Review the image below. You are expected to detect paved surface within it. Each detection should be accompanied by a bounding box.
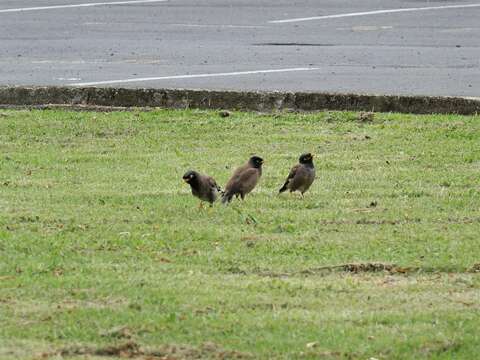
[0,0,479,96]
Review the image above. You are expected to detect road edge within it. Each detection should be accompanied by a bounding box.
[0,86,479,114]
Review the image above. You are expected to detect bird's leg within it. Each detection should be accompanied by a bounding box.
[207,202,214,213]
[198,202,205,210]
[240,193,245,201]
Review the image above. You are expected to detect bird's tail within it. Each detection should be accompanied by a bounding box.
[279,182,288,193]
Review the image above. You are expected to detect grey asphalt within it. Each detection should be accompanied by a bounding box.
[0,0,479,96]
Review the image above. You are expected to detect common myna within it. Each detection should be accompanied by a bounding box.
[222,156,263,204]
[183,170,222,206]
[279,153,315,196]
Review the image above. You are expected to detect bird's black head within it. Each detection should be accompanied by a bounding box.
[182,170,198,184]
[299,153,314,164]
[249,156,264,168]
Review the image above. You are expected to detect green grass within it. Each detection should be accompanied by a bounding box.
[0,109,479,359]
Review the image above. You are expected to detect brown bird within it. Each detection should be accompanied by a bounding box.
[183,170,222,206]
[279,153,315,196]
[222,156,263,204]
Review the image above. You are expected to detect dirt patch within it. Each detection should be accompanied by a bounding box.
[249,263,419,278]
[316,217,480,226]
[50,341,139,358]
[301,263,414,275]
[469,263,480,273]
[316,218,421,226]
[341,263,396,273]
[419,340,462,355]
[230,261,477,278]
[298,349,358,359]
[42,341,252,359]
[100,326,133,340]
[357,111,375,123]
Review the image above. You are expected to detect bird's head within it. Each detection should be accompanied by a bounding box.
[182,170,198,184]
[299,153,314,164]
[249,156,264,168]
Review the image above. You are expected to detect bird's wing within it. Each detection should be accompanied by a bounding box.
[207,176,222,192]
[237,168,260,192]
[288,165,311,191]
[286,164,301,182]
[279,164,301,192]
[225,163,248,191]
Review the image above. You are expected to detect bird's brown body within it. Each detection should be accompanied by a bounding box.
[279,153,315,195]
[183,170,221,205]
[222,156,263,203]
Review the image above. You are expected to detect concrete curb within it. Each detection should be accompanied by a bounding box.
[0,86,479,114]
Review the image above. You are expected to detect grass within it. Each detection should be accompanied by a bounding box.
[0,108,479,359]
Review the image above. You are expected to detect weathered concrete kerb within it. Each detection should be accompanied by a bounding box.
[0,86,479,115]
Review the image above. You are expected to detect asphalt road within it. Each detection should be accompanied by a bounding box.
[1,0,479,96]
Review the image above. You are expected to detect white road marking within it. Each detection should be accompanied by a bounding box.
[70,67,321,86]
[0,0,168,14]
[32,60,87,64]
[269,3,480,23]
[56,77,82,81]
[169,23,268,29]
[351,25,393,32]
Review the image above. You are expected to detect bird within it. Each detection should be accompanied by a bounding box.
[183,170,222,207]
[222,156,263,204]
[279,153,316,197]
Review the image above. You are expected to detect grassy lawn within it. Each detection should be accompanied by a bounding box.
[0,108,479,359]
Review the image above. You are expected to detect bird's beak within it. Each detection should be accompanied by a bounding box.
[183,178,189,183]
